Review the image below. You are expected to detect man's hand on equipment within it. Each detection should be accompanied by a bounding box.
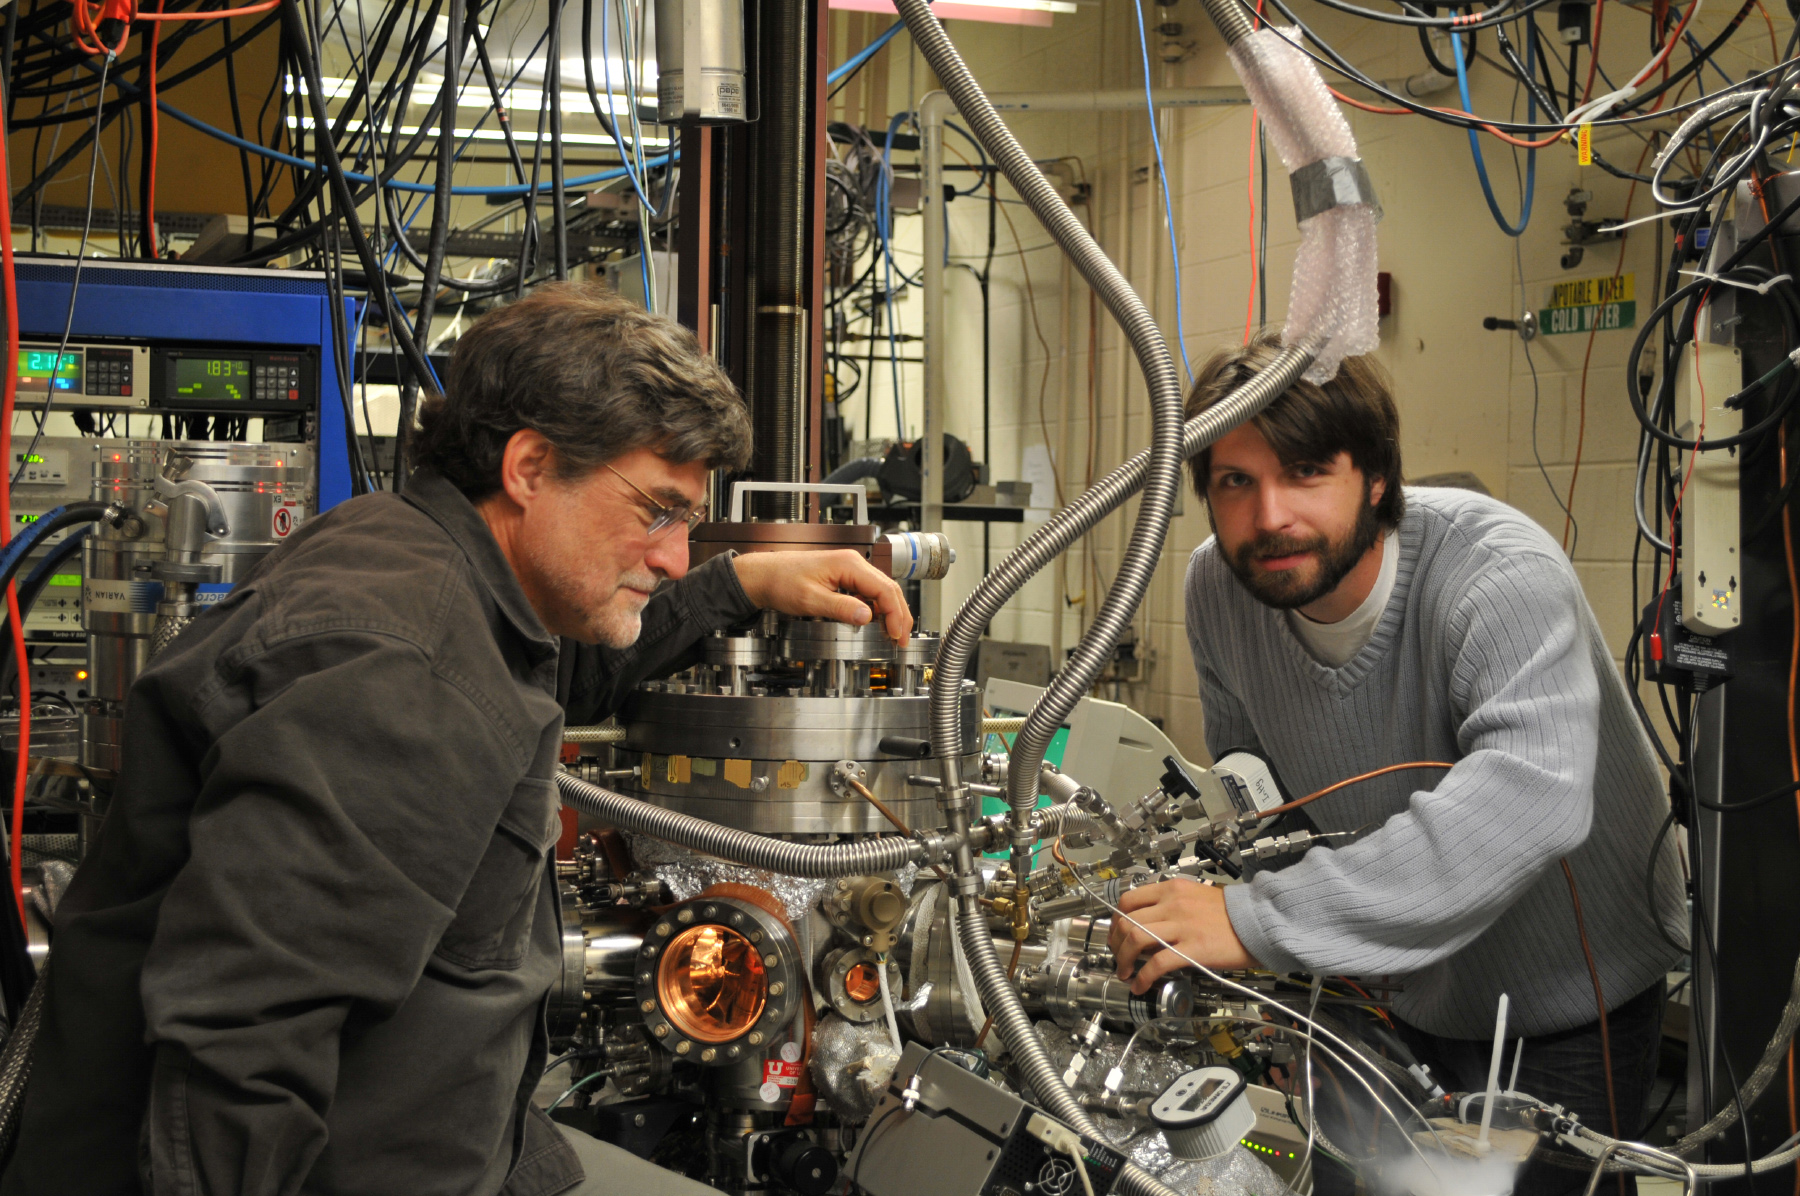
[733,550,914,643]
[1108,879,1257,993]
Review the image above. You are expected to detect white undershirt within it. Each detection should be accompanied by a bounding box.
[1285,529,1398,668]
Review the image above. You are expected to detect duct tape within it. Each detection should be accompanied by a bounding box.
[1289,156,1382,224]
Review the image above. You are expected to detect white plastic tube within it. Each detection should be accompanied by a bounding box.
[1227,26,1382,382]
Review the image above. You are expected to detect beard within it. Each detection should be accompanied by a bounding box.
[524,532,658,647]
[1222,494,1382,611]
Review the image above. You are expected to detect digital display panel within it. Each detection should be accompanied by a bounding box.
[17,349,81,393]
[1178,1078,1225,1114]
[174,357,252,402]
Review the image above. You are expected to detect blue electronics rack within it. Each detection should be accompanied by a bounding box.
[12,257,356,510]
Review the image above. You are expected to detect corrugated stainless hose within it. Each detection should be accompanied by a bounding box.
[0,974,45,1161]
[891,0,1188,837]
[889,4,1313,1194]
[555,771,969,877]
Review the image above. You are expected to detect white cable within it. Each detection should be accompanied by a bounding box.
[1565,0,1707,125]
[1071,871,1448,1169]
[878,951,905,1055]
[943,892,990,1034]
[1298,976,1324,1178]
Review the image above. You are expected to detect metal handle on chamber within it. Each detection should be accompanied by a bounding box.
[729,481,868,525]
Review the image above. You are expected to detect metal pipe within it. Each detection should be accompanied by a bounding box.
[556,771,978,877]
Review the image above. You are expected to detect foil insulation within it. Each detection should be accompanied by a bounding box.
[628,834,920,924]
[808,1013,902,1124]
[1034,1024,1298,1196]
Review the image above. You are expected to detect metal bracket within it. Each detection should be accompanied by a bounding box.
[152,474,229,538]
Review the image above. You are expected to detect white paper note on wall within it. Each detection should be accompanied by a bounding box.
[1021,444,1057,521]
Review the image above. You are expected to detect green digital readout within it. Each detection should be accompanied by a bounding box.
[174,357,251,402]
[16,349,81,392]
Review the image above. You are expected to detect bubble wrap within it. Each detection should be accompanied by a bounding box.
[626,834,920,925]
[809,1013,902,1124]
[1033,1024,1299,1196]
[1227,26,1380,383]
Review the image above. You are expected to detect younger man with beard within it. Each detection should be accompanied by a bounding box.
[1109,334,1686,1196]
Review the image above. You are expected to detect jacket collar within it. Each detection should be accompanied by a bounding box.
[402,467,558,658]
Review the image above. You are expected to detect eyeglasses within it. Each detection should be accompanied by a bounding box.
[605,462,708,539]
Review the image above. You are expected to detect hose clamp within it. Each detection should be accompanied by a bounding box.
[1289,156,1382,224]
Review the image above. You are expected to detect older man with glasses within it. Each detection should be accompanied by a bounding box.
[2,283,908,1196]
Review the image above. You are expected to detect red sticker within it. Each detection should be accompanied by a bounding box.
[762,1060,803,1088]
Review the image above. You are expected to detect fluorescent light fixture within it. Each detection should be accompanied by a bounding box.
[285,116,670,149]
[310,75,654,119]
[826,0,1076,26]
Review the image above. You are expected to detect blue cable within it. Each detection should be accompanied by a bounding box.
[1132,0,1192,385]
[1452,27,1534,237]
[834,21,904,89]
[879,112,909,440]
[599,0,655,306]
[97,17,896,200]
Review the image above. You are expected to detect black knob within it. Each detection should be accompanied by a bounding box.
[774,1140,839,1196]
[878,735,933,758]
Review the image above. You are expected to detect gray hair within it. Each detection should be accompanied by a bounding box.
[416,281,752,498]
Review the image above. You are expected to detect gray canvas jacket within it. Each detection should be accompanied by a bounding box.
[0,467,756,1196]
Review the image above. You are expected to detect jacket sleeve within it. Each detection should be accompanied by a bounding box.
[1223,552,1600,976]
[138,631,531,1196]
[561,551,760,724]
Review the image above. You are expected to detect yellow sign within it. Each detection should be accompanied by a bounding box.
[1540,273,1636,336]
[1546,274,1634,308]
[1577,123,1592,166]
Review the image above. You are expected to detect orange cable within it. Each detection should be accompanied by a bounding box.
[1582,0,1607,106]
[1244,110,1260,346]
[1562,859,1624,1196]
[0,74,29,936]
[1563,137,1655,551]
[1257,761,1455,821]
[144,0,164,258]
[1783,422,1800,1196]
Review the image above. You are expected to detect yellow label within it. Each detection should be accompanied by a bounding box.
[1545,273,1634,309]
[666,755,692,784]
[724,759,754,789]
[776,760,809,789]
[1577,123,1592,166]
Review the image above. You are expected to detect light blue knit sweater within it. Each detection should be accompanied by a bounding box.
[1189,487,1687,1039]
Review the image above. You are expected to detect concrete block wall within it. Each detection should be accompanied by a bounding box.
[860,1,1792,769]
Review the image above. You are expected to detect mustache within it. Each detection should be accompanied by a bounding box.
[1236,531,1328,563]
[617,571,661,595]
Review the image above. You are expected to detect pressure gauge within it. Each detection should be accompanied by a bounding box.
[1150,1065,1257,1161]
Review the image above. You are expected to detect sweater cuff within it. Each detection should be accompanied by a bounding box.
[1223,880,1306,974]
[679,552,760,632]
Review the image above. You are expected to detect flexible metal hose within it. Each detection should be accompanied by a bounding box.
[561,725,627,744]
[0,972,45,1161]
[555,771,966,877]
[926,345,1313,780]
[891,0,1188,839]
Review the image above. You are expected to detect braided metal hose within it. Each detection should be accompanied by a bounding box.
[554,771,968,877]
[0,973,46,1162]
[561,725,627,745]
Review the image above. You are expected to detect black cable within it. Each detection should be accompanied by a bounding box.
[278,0,439,417]
[547,0,568,280]
[14,52,114,483]
[392,0,463,493]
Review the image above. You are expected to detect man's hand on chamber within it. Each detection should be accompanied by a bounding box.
[1108,878,1258,993]
[733,549,915,643]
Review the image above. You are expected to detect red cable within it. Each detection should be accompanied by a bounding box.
[0,77,29,935]
[136,0,279,17]
[145,0,164,258]
[1581,0,1606,107]
[1327,88,1569,148]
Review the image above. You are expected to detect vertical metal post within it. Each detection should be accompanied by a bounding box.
[919,90,951,629]
[676,123,716,353]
